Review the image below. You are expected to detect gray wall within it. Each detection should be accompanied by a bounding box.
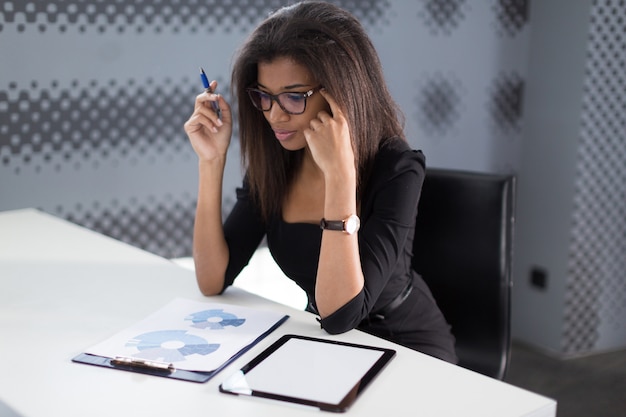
[1,1,623,356]
[513,0,626,356]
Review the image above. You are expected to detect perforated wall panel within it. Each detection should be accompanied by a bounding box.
[563,0,626,354]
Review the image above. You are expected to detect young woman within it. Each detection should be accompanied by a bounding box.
[184,1,457,363]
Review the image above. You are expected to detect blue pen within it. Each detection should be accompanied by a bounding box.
[200,67,222,120]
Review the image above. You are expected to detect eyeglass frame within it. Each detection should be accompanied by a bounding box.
[246,86,323,115]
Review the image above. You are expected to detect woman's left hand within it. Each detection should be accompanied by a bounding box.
[303,89,356,181]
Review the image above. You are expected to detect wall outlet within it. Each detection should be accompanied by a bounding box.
[530,267,548,290]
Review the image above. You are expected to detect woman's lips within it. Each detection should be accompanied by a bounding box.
[273,129,296,141]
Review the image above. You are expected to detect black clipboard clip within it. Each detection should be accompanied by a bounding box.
[110,356,175,373]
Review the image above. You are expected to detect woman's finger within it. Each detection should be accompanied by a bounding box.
[319,88,343,118]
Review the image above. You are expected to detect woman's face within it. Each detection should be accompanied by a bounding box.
[256,56,328,151]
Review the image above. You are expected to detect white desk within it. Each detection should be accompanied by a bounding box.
[0,209,556,417]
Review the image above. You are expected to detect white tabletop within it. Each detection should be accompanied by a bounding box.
[0,208,556,417]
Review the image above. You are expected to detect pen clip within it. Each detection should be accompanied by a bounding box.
[111,356,175,373]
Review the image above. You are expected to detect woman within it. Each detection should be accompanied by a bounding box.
[184,1,457,363]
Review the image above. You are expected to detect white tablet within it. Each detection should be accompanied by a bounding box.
[219,334,396,412]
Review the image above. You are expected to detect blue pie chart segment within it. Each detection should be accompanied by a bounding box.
[185,309,246,330]
[126,330,219,363]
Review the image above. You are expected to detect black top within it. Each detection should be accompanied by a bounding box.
[222,138,457,363]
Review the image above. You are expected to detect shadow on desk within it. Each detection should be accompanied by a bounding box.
[0,399,23,417]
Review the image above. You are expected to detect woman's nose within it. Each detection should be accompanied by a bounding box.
[266,100,290,123]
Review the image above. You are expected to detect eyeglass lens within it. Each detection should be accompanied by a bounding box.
[248,90,309,115]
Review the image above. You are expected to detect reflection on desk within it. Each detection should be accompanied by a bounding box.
[0,208,557,417]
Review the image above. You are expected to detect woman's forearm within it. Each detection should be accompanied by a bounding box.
[315,173,364,317]
[193,158,229,296]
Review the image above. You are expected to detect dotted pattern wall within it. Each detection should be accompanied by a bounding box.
[489,72,524,135]
[0,0,284,34]
[412,0,527,174]
[0,0,393,259]
[1,0,527,260]
[1,78,197,174]
[418,0,472,36]
[0,0,390,34]
[563,0,626,354]
[59,192,197,258]
[416,73,463,138]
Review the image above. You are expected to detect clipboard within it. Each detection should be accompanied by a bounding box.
[72,298,289,383]
[72,317,287,383]
[219,334,396,412]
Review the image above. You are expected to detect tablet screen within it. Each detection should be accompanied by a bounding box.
[219,334,396,412]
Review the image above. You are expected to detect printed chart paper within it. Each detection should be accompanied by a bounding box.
[85,298,288,372]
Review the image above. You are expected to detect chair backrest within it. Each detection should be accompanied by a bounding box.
[412,168,515,380]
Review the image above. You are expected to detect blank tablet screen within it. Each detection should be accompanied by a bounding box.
[219,334,396,412]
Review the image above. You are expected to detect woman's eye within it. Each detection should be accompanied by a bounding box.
[285,93,305,102]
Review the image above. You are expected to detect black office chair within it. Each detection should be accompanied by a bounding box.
[412,168,515,380]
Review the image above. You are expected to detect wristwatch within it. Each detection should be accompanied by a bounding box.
[320,214,360,235]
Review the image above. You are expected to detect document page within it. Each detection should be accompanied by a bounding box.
[85,298,287,372]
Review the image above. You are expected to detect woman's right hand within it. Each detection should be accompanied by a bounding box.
[184,80,233,162]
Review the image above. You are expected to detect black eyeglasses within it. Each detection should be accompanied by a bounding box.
[246,86,322,115]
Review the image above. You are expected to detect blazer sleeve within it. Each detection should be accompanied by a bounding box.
[221,177,267,292]
[319,140,425,334]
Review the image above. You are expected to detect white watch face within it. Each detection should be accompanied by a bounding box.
[345,215,360,234]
